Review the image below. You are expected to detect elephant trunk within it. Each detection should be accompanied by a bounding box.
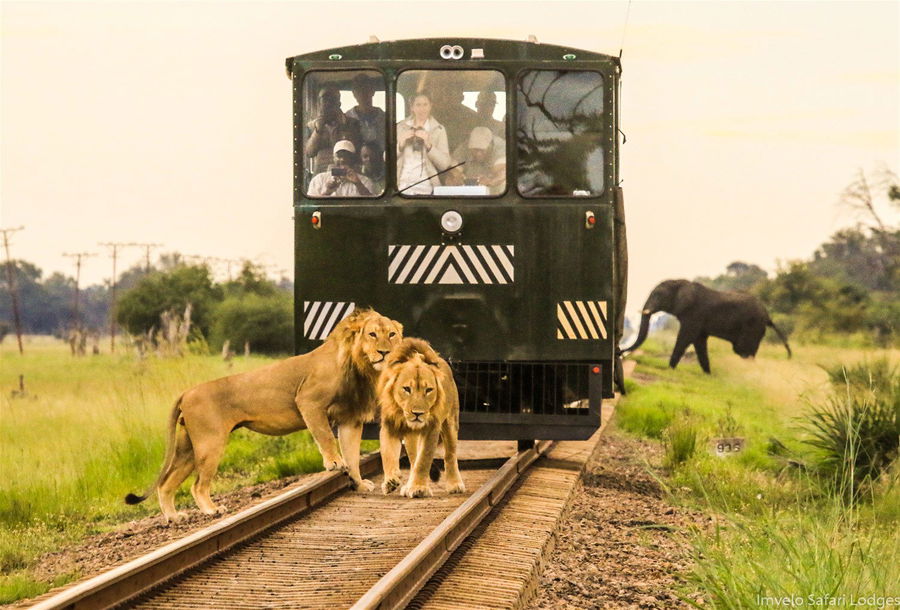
[621,310,653,354]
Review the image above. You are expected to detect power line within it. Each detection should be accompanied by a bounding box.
[1,226,26,354]
[132,242,163,273]
[62,251,97,331]
[99,242,139,353]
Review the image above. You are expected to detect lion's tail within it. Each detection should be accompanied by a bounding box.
[125,396,184,505]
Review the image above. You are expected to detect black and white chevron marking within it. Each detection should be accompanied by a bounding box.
[557,301,608,340]
[388,245,515,284]
[303,301,355,341]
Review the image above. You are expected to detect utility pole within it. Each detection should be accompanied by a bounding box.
[62,251,97,331]
[99,242,137,353]
[1,226,25,354]
[133,242,162,273]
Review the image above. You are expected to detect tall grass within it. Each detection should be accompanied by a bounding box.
[617,336,900,607]
[1,338,372,601]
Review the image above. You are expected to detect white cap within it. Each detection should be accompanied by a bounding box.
[333,140,356,154]
[468,127,493,150]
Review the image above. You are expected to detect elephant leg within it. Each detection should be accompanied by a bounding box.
[669,326,697,369]
[694,335,711,374]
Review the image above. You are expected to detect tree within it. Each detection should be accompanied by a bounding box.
[696,261,768,293]
[209,292,293,355]
[116,264,223,337]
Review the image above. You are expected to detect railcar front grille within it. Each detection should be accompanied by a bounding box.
[450,361,594,417]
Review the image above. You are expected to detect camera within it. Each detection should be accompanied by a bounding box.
[409,127,425,152]
[330,167,347,177]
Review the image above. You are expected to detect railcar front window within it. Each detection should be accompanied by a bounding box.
[302,70,386,198]
[517,70,605,198]
[396,70,506,197]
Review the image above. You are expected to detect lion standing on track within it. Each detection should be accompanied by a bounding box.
[378,337,465,498]
[125,308,403,522]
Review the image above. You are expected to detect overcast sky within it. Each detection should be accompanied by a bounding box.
[2,0,897,318]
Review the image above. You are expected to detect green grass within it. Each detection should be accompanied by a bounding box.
[617,333,900,607]
[0,337,374,602]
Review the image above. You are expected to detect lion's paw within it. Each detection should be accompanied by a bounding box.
[164,511,189,524]
[324,458,348,473]
[200,504,227,516]
[446,480,466,494]
[382,477,402,494]
[401,483,433,498]
[353,478,376,492]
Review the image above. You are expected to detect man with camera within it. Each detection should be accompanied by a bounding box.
[305,85,363,175]
[307,140,375,197]
[448,126,507,195]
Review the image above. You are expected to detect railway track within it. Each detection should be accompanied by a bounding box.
[31,441,555,610]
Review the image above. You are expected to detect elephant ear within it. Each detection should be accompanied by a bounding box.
[672,280,699,314]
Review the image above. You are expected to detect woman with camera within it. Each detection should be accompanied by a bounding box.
[396,91,451,195]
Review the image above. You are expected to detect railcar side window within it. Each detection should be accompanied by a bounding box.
[396,70,506,197]
[517,71,605,198]
[302,71,386,198]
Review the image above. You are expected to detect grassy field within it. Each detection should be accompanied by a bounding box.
[0,337,375,602]
[617,334,900,607]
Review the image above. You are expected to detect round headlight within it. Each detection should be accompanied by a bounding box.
[440,210,463,234]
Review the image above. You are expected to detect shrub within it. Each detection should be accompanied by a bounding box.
[209,293,293,355]
[802,360,899,499]
[663,411,701,468]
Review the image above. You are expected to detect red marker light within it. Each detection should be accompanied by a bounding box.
[311,211,322,229]
[587,216,596,225]
[311,216,319,225]
[591,366,601,374]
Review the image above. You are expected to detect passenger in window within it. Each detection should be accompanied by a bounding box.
[431,83,480,153]
[397,91,451,195]
[345,74,385,146]
[360,141,385,195]
[449,127,506,195]
[307,140,374,197]
[475,90,504,136]
[305,85,362,175]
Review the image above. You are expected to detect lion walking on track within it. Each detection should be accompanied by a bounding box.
[125,308,403,522]
[378,337,465,498]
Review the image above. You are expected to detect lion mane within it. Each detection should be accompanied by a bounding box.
[126,307,403,521]
[377,337,465,498]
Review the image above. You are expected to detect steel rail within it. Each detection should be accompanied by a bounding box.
[30,454,382,610]
[351,440,554,610]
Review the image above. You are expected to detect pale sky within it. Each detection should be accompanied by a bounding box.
[2,0,898,318]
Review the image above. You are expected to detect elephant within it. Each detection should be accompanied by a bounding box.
[621,279,791,373]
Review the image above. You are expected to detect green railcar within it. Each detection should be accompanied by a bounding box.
[287,38,627,441]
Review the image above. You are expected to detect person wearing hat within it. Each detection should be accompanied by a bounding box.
[450,126,506,195]
[346,73,386,146]
[307,140,375,197]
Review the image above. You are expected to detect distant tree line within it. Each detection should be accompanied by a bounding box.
[0,254,294,355]
[697,168,899,345]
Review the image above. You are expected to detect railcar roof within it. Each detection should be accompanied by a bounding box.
[286,37,617,68]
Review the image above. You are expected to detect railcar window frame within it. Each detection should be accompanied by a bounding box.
[515,69,607,200]
[300,69,389,201]
[394,68,509,200]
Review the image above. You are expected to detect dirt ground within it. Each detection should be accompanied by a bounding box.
[15,470,331,607]
[529,428,708,610]
[19,430,706,609]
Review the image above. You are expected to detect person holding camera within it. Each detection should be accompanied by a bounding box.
[449,126,507,195]
[396,91,451,195]
[305,85,362,175]
[307,140,374,197]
